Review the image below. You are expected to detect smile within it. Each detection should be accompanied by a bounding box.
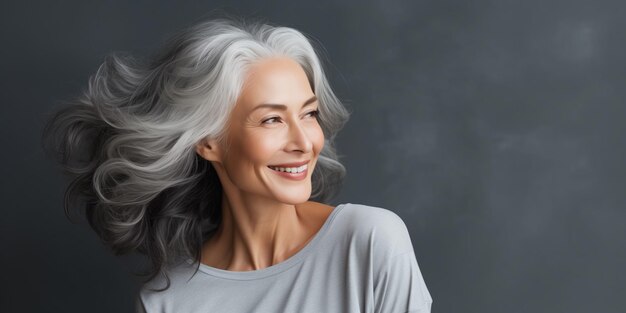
[267,164,308,181]
[267,164,308,173]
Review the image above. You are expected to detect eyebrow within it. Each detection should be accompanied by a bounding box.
[251,95,318,113]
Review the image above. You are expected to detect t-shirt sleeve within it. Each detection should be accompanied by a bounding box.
[373,250,433,313]
[368,208,433,313]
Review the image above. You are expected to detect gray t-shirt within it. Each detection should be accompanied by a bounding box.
[136,203,433,313]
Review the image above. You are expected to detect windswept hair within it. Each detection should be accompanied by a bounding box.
[41,15,350,291]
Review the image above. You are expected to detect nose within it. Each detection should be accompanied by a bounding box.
[285,120,313,153]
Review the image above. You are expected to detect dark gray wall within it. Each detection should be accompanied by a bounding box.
[1,1,624,312]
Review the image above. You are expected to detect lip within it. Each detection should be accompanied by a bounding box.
[267,160,310,168]
[267,163,309,181]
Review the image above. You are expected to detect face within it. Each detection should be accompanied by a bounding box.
[198,57,325,205]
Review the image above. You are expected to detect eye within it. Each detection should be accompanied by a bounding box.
[261,110,319,125]
[262,116,281,125]
[305,110,319,119]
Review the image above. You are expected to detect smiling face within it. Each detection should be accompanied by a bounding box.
[197,57,325,205]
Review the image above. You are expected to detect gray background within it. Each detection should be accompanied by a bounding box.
[1,0,624,312]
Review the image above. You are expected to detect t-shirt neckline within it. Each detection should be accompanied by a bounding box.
[192,203,349,281]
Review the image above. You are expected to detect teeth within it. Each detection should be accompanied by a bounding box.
[269,164,307,173]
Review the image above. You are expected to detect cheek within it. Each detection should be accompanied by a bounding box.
[311,124,325,152]
[240,131,281,164]
[223,132,278,186]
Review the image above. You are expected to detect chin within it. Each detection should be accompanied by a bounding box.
[271,185,312,205]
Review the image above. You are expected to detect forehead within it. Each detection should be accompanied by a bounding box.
[236,57,313,110]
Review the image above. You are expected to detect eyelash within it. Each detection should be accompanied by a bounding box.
[262,110,319,125]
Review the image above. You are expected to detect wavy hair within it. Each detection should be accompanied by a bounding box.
[41,15,350,291]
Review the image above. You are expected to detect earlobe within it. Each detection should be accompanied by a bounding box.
[195,138,221,162]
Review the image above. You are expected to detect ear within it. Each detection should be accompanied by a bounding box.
[195,137,223,163]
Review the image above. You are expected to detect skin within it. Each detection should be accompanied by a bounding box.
[195,57,335,271]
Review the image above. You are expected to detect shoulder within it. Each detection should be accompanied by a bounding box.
[136,260,201,311]
[337,203,415,257]
[340,203,404,224]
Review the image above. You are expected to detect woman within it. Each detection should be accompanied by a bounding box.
[43,15,432,313]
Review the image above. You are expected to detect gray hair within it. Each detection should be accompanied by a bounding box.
[42,16,350,291]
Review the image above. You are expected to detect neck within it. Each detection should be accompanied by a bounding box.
[202,193,313,271]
